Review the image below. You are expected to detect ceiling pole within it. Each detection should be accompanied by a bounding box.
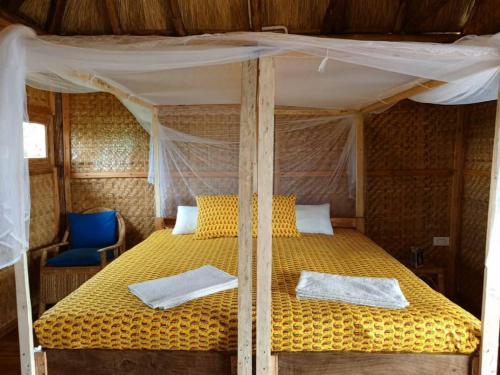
[360,79,446,113]
[321,0,348,35]
[238,59,258,375]
[164,0,186,36]
[105,0,122,35]
[393,0,407,34]
[249,0,262,31]
[256,56,276,375]
[45,0,67,34]
[479,91,500,375]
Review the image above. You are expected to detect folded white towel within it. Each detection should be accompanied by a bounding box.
[296,271,409,309]
[129,265,238,309]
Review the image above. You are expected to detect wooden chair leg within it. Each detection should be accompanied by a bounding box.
[35,351,47,375]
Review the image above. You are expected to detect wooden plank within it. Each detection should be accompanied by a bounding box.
[164,0,186,36]
[256,56,275,375]
[61,94,71,212]
[238,59,258,375]
[277,352,472,375]
[70,72,153,111]
[448,107,465,298]
[70,171,148,179]
[152,107,162,219]
[355,114,365,233]
[105,0,122,34]
[463,169,491,177]
[479,93,500,374]
[14,253,35,375]
[361,80,446,114]
[45,350,232,374]
[368,168,453,177]
[45,0,67,34]
[34,351,47,375]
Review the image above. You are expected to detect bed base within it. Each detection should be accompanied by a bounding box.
[38,349,478,375]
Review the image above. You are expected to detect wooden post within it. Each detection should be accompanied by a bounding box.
[62,94,71,212]
[480,93,500,374]
[448,107,465,298]
[256,56,275,375]
[355,113,365,233]
[238,59,258,375]
[15,252,35,375]
[152,107,162,223]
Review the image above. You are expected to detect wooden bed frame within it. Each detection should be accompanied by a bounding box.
[33,216,479,375]
[36,350,478,375]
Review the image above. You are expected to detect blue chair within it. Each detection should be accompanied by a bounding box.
[38,207,125,316]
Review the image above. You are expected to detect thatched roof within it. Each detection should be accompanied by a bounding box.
[0,0,499,41]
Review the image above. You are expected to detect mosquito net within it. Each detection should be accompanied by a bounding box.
[0,24,499,268]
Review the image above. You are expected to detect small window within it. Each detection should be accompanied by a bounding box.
[23,121,47,159]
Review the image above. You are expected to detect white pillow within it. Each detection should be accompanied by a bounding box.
[172,206,198,235]
[295,204,334,235]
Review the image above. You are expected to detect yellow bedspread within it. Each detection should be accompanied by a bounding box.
[35,229,480,353]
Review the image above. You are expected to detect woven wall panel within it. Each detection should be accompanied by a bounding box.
[366,175,451,266]
[27,86,52,111]
[70,93,149,173]
[29,173,58,249]
[365,100,458,267]
[70,178,155,247]
[366,101,457,170]
[458,101,496,317]
[464,102,496,171]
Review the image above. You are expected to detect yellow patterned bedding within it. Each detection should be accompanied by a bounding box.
[34,229,480,353]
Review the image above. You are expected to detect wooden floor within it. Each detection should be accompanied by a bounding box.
[0,329,21,375]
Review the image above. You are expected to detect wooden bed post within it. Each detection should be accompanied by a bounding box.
[256,56,275,375]
[238,59,258,375]
[355,113,365,233]
[15,252,36,375]
[480,92,500,375]
[152,107,163,229]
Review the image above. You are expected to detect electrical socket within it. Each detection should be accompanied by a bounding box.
[433,237,449,247]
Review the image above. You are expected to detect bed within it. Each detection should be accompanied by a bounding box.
[34,227,480,374]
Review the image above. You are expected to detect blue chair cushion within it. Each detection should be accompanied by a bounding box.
[68,211,117,249]
[46,248,114,267]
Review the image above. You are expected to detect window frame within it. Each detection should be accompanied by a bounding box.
[25,111,54,174]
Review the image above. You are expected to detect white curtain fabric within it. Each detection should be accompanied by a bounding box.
[0,24,499,268]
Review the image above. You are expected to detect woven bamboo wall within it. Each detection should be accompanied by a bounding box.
[365,100,459,267]
[458,101,496,317]
[0,87,59,336]
[69,93,153,246]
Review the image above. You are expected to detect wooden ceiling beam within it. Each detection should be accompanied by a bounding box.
[105,0,122,35]
[164,0,186,36]
[45,0,67,34]
[249,0,262,31]
[321,0,348,35]
[360,80,446,114]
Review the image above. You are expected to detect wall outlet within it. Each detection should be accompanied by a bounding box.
[433,237,450,247]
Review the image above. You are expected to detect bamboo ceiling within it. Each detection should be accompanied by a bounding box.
[0,0,498,40]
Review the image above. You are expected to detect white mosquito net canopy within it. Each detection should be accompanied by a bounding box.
[0,24,499,268]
